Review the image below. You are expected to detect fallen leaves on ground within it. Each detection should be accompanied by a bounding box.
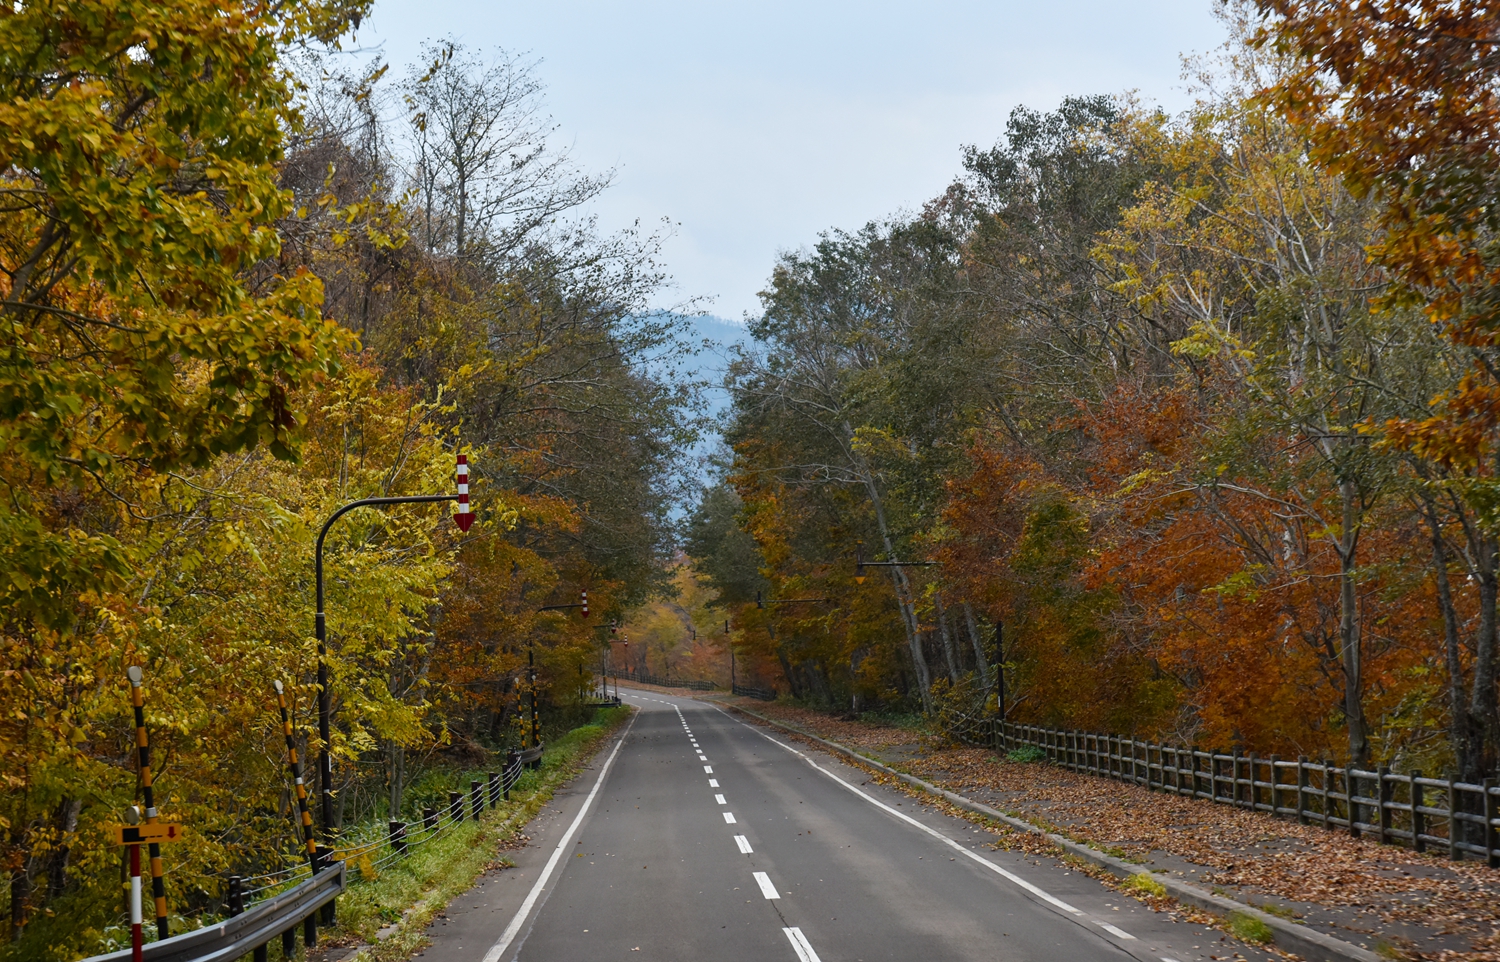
[731,698,1500,961]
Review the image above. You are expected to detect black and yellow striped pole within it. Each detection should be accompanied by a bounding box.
[125,666,169,940]
[273,680,319,869]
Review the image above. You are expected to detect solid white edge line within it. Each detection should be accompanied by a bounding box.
[478,711,637,962]
[753,871,780,899]
[1097,921,1136,940]
[783,926,822,962]
[721,708,1084,917]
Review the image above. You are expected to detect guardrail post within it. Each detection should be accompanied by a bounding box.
[304,911,317,949]
[449,791,463,823]
[1485,778,1498,868]
[228,875,244,917]
[489,771,500,808]
[283,927,296,959]
[389,820,406,855]
[1412,771,1426,853]
[471,780,483,820]
[423,806,437,832]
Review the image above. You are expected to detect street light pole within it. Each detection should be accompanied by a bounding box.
[314,492,462,847]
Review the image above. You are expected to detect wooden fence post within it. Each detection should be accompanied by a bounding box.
[1378,767,1393,845]
[1321,761,1333,831]
[1346,764,1359,837]
[1297,757,1309,825]
[1485,778,1499,868]
[449,790,463,824]
[1447,774,1460,861]
[423,806,436,831]
[1411,771,1426,853]
[1271,754,1280,812]
[389,820,406,855]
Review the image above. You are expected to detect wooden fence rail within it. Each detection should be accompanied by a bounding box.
[939,711,1500,867]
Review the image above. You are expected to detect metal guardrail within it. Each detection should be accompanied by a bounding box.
[941,710,1500,867]
[82,747,544,962]
[84,862,345,962]
[732,683,776,701]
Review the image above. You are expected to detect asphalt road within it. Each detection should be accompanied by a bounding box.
[417,689,1272,962]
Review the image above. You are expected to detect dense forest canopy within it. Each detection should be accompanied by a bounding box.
[687,3,1500,797]
[7,0,1500,956]
[0,3,698,955]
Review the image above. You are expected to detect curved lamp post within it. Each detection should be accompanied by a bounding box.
[313,454,474,851]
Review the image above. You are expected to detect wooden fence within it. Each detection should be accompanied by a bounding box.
[940,711,1500,867]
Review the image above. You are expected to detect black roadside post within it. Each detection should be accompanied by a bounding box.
[313,453,473,879]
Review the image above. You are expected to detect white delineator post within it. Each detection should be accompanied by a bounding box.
[129,842,143,962]
[455,454,473,532]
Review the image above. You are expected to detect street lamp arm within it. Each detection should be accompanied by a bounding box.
[315,495,460,616]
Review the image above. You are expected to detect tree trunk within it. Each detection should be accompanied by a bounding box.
[1420,494,1474,777]
[46,799,81,899]
[848,423,932,711]
[1471,533,1499,781]
[963,603,991,690]
[935,595,961,684]
[9,855,28,942]
[1338,478,1369,767]
[388,743,406,819]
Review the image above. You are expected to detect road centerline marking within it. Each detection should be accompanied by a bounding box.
[715,794,726,804]
[783,926,822,962]
[753,871,780,899]
[723,811,737,824]
[734,835,753,853]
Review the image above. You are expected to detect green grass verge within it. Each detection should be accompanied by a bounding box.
[255,705,631,961]
[1227,911,1274,944]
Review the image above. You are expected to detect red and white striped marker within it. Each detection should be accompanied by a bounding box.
[581,590,588,618]
[455,454,473,532]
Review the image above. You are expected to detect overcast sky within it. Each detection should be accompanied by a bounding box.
[353,1,1231,321]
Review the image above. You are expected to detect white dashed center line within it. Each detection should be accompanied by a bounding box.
[723,812,737,824]
[714,794,726,804]
[708,779,719,788]
[704,765,713,773]
[734,835,753,854]
[783,927,822,962]
[753,872,780,899]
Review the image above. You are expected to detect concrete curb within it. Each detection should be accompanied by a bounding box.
[718,701,1383,962]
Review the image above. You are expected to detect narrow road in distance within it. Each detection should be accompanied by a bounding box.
[422,689,1272,962]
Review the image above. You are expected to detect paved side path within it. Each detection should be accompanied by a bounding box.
[416,689,1272,962]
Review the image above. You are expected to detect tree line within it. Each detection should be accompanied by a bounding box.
[689,3,1500,796]
[0,2,698,955]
